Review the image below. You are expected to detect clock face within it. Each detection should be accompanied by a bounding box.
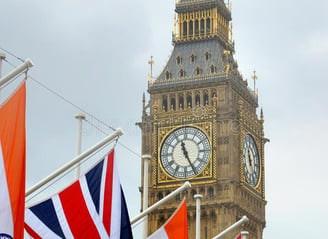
[242,134,260,186]
[160,126,211,179]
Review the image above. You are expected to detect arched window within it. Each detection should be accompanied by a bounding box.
[162,97,168,112]
[195,93,200,106]
[179,95,184,110]
[200,19,205,35]
[206,18,211,34]
[210,64,216,74]
[179,69,185,78]
[170,97,176,110]
[165,71,171,80]
[190,54,195,64]
[183,21,187,38]
[176,56,182,65]
[189,20,193,37]
[187,94,192,108]
[195,66,201,75]
[203,91,209,105]
[195,19,199,36]
[205,51,211,61]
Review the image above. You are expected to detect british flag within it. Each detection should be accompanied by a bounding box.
[25,149,133,239]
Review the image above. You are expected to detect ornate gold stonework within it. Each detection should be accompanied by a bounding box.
[155,122,216,187]
[139,1,266,238]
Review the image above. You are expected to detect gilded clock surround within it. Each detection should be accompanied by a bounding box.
[157,123,214,185]
[152,99,217,188]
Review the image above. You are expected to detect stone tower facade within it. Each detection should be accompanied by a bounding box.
[139,1,266,238]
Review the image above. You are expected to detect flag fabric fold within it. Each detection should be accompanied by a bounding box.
[25,149,133,239]
[0,81,26,239]
[148,198,188,239]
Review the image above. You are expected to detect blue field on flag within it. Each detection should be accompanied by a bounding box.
[25,150,133,239]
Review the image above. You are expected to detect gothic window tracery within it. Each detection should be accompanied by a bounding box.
[179,94,184,109]
[195,66,202,75]
[170,96,176,111]
[206,18,211,34]
[176,55,182,65]
[162,96,168,112]
[189,20,193,37]
[205,51,211,61]
[179,68,185,78]
[210,64,217,74]
[195,19,199,36]
[200,19,205,35]
[165,71,172,80]
[195,92,200,106]
[187,93,192,108]
[190,54,196,64]
[183,21,187,38]
[203,91,209,105]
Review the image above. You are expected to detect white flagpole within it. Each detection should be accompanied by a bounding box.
[142,154,151,239]
[194,194,203,239]
[75,113,85,179]
[0,53,5,78]
[212,216,249,239]
[131,181,191,225]
[241,231,249,239]
[0,58,33,88]
[25,128,123,197]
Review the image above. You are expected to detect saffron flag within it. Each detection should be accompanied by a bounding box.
[148,198,188,239]
[25,150,133,239]
[0,82,26,239]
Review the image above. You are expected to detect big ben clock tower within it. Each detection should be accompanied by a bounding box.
[139,0,266,238]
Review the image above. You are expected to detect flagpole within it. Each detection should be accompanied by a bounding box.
[0,58,33,88]
[0,52,5,78]
[75,113,86,179]
[142,154,151,239]
[131,181,191,225]
[194,194,202,239]
[212,216,249,239]
[25,128,123,197]
[241,231,249,239]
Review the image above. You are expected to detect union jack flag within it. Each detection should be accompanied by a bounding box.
[25,149,133,239]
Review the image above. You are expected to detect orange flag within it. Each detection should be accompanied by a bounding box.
[0,81,26,239]
[148,198,188,239]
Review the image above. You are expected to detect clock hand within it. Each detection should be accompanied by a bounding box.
[247,149,253,168]
[180,140,197,175]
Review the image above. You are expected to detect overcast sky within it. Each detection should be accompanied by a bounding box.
[1,0,328,238]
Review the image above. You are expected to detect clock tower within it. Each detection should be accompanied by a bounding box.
[139,1,266,238]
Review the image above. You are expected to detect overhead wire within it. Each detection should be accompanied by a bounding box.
[1,47,142,201]
[0,47,141,160]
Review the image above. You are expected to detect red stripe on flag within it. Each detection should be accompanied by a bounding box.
[24,222,42,239]
[0,82,26,238]
[103,150,115,235]
[164,198,188,239]
[59,181,101,239]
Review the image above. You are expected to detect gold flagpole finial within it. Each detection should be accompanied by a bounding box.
[148,56,155,79]
[251,69,258,93]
